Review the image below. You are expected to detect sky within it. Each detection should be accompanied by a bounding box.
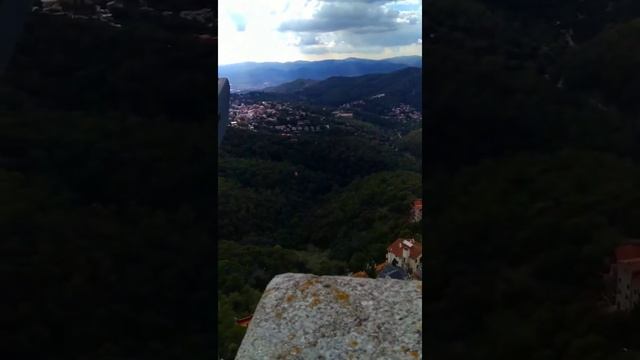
[218,0,422,65]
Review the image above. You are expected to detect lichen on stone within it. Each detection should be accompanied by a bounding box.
[235,273,422,360]
[332,288,350,304]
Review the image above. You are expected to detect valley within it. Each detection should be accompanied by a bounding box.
[217,63,422,360]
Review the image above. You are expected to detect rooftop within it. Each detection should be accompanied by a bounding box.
[615,243,640,262]
[388,238,422,260]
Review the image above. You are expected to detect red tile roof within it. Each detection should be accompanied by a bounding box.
[413,199,422,209]
[235,315,252,327]
[387,238,422,260]
[615,244,640,262]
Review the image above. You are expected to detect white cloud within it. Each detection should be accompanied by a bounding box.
[218,0,421,64]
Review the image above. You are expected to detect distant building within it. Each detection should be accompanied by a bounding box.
[609,240,640,311]
[386,238,422,277]
[410,199,422,223]
[235,314,253,327]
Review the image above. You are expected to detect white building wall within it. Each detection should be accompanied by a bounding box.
[387,250,423,272]
[616,267,640,311]
[386,252,405,268]
[407,258,416,273]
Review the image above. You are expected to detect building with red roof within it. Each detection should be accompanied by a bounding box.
[611,241,640,311]
[616,242,640,261]
[235,314,253,327]
[386,238,422,278]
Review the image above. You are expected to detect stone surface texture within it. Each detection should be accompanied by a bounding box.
[235,273,422,360]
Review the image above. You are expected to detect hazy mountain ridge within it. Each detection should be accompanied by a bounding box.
[254,67,422,111]
[262,79,319,94]
[219,56,422,91]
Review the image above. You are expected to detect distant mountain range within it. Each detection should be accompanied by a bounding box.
[262,79,319,94]
[256,67,422,110]
[219,56,422,91]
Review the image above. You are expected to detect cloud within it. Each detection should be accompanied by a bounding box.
[298,27,420,55]
[317,0,390,3]
[277,0,421,57]
[299,34,321,46]
[218,0,421,64]
[278,2,400,33]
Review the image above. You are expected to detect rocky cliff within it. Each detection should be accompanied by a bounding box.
[235,273,422,360]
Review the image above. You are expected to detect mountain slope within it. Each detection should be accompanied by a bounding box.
[262,79,318,94]
[219,57,421,91]
[270,67,422,110]
[385,56,423,67]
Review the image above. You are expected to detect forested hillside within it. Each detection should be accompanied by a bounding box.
[216,17,423,352]
[217,121,422,358]
[425,0,640,358]
[286,67,422,110]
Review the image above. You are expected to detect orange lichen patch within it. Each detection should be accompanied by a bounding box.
[298,278,320,293]
[352,271,368,278]
[286,294,296,303]
[349,340,358,348]
[332,288,350,304]
[409,351,419,359]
